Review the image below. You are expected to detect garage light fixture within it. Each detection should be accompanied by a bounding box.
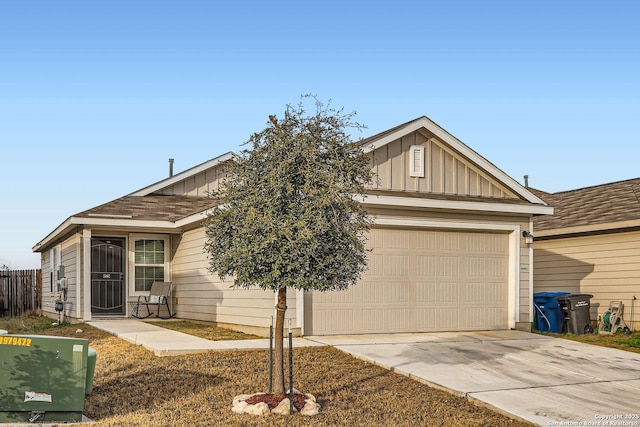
[522,231,534,245]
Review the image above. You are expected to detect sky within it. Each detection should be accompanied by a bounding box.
[1,1,638,269]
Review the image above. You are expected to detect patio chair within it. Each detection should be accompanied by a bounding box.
[131,282,176,319]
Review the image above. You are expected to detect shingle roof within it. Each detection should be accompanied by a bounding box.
[531,178,640,231]
[75,195,218,222]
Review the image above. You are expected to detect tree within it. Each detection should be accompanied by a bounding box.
[204,96,374,394]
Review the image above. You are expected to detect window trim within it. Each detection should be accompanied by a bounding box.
[128,234,170,297]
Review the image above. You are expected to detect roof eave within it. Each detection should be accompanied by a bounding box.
[535,218,640,239]
[33,216,182,252]
[359,194,554,216]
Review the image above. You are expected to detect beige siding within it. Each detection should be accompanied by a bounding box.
[156,165,225,196]
[41,234,80,320]
[41,250,55,315]
[368,130,519,199]
[519,226,533,325]
[306,228,510,335]
[171,227,297,334]
[534,231,640,331]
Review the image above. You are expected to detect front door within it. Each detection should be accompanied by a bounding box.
[91,238,125,316]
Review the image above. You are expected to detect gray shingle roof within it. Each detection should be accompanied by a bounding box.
[531,178,640,231]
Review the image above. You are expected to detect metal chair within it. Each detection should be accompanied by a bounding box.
[131,282,176,319]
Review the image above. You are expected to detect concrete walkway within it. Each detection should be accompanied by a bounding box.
[87,320,640,426]
[87,319,324,356]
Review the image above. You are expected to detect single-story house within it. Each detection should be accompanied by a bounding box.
[531,179,640,332]
[33,116,552,336]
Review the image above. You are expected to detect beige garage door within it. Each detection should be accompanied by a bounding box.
[305,228,509,335]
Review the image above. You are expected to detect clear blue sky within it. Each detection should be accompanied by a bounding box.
[1,1,638,268]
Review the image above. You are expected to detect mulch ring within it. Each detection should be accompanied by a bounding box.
[245,392,308,411]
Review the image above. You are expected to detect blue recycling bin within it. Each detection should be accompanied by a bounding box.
[533,292,570,332]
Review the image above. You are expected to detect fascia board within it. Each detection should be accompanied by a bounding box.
[129,152,235,196]
[358,194,554,216]
[175,211,210,228]
[535,219,640,238]
[361,120,427,153]
[361,117,547,206]
[33,217,180,252]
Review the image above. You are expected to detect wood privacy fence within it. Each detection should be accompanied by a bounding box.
[0,269,42,317]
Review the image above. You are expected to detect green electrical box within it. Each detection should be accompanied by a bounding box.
[0,334,97,423]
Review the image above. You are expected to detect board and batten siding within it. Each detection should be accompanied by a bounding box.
[155,164,225,196]
[534,231,640,331]
[171,227,298,335]
[366,130,519,199]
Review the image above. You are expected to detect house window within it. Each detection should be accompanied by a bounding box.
[49,245,62,293]
[409,145,425,178]
[132,237,169,293]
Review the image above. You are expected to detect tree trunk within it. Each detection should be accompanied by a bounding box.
[273,287,287,394]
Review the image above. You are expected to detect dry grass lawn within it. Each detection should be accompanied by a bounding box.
[544,330,640,353]
[1,316,534,426]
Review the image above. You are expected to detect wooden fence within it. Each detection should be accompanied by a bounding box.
[0,269,42,317]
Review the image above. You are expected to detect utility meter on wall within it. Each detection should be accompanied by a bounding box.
[57,265,67,291]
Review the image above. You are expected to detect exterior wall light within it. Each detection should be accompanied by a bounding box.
[522,231,534,245]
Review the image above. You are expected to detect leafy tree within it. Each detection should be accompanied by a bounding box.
[204,96,374,394]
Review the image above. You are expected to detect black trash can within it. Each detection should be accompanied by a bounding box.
[557,294,594,334]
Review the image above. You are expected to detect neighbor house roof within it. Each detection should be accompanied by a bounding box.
[531,178,640,237]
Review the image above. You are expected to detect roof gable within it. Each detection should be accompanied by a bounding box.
[359,116,547,205]
[130,152,234,196]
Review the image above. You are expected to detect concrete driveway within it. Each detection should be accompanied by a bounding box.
[309,330,640,426]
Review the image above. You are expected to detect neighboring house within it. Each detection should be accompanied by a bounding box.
[531,179,640,331]
[33,117,551,336]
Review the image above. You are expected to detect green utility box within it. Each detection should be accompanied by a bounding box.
[0,334,97,423]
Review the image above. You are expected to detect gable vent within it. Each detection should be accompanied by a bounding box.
[409,145,425,178]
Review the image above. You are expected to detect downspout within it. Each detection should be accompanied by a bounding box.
[529,218,535,325]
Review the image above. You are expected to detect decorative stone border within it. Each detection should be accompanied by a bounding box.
[232,391,321,416]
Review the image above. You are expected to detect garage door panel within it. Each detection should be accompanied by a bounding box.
[366,254,385,275]
[386,281,409,302]
[436,256,461,276]
[416,256,437,276]
[384,229,410,248]
[436,282,459,302]
[436,308,459,329]
[387,308,410,330]
[437,231,460,251]
[331,309,354,332]
[362,281,384,303]
[417,308,437,329]
[384,255,409,275]
[362,309,384,331]
[307,228,509,335]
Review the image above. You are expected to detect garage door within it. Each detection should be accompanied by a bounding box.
[305,228,509,335]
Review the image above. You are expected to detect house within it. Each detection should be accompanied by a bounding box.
[531,179,640,332]
[33,116,552,336]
